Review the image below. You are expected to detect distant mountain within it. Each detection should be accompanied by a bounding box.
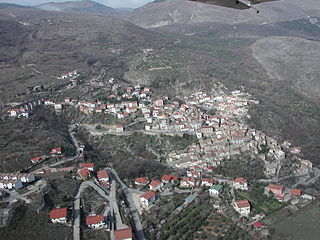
[0,3,32,10]
[0,5,170,103]
[124,0,320,28]
[36,0,117,15]
[114,8,134,14]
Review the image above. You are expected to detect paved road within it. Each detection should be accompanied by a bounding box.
[0,179,48,227]
[31,124,81,174]
[73,181,111,240]
[81,124,185,137]
[291,167,320,188]
[69,124,81,159]
[109,180,128,230]
[106,168,145,240]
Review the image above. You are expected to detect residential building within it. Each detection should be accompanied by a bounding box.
[186,170,201,179]
[209,184,223,197]
[50,147,62,155]
[115,228,132,240]
[180,177,191,188]
[161,174,178,184]
[134,177,149,186]
[97,170,109,183]
[31,156,41,164]
[86,215,105,228]
[201,178,214,187]
[78,168,90,179]
[290,189,302,197]
[140,191,156,207]
[149,180,162,191]
[201,126,215,136]
[252,222,263,230]
[0,179,23,190]
[80,163,94,171]
[267,184,284,196]
[0,173,35,184]
[50,207,68,224]
[234,200,251,216]
[232,178,248,190]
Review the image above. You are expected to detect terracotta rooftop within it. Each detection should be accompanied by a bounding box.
[50,207,68,219]
[115,228,132,240]
[235,200,250,208]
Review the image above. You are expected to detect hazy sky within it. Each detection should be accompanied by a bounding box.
[0,0,155,8]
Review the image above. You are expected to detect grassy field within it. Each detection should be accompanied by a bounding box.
[158,196,212,240]
[236,182,287,215]
[270,203,320,240]
[197,211,233,240]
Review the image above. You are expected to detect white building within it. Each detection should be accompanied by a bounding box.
[140,191,156,207]
[149,180,162,191]
[209,184,223,197]
[50,207,68,224]
[86,215,105,229]
[232,178,248,191]
[0,179,23,190]
[234,200,251,216]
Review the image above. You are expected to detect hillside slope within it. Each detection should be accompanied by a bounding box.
[0,6,170,103]
[124,0,319,28]
[252,37,320,101]
[36,0,117,15]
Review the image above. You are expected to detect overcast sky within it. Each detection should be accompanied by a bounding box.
[0,0,155,8]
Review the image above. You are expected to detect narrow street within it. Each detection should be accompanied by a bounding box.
[72,181,111,240]
[106,168,145,240]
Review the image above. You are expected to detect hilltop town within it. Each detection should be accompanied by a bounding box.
[1,65,319,240]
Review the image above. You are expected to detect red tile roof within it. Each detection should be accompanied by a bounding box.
[235,200,250,208]
[253,221,263,229]
[80,163,94,168]
[135,177,149,184]
[31,157,41,162]
[268,184,284,192]
[234,177,247,183]
[150,180,161,188]
[50,207,68,219]
[140,191,155,200]
[86,215,104,225]
[78,168,90,178]
[115,228,132,240]
[51,147,62,153]
[161,174,177,181]
[290,189,302,196]
[97,170,108,179]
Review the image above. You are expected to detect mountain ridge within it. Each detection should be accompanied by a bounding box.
[124,0,320,28]
[35,0,117,15]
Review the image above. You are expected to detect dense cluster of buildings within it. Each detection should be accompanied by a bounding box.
[160,91,310,180]
[44,85,151,118]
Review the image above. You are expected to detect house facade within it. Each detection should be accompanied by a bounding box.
[115,228,132,240]
[97,170,109,182]
[209,184,223,197]
[50,207,68,224]
[232,178,248,190]
[234,200,251,216]
[149,180,162,191]
[134,177,149,186]
[140,191,156,207]
[86,215,105,229]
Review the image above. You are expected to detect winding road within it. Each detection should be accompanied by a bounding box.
[106,168,145,240]
[73,181,112,240]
